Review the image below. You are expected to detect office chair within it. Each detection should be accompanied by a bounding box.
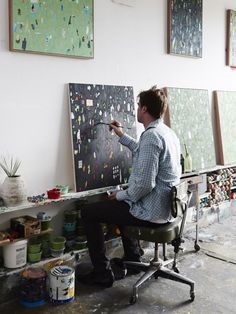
[123,181,195,304]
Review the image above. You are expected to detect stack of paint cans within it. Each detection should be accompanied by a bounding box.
[20,267,47,308]
[49,265,75,304]
[63,210,78,249]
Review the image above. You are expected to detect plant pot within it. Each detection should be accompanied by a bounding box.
[1,176,27,206]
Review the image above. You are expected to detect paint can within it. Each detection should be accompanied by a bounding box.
[20,267,47,308]
[49,265,75,304]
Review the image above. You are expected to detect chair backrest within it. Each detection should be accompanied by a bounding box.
[171,181,190,219]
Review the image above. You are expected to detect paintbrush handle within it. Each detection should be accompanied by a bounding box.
[95,122,131,129]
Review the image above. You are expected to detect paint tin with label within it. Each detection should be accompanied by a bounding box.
[49,265,75,304]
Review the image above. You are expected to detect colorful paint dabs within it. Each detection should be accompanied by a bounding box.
[20,267,47,308]
[69,83,136,192]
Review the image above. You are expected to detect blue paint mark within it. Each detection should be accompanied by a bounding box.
[13,23,17,32]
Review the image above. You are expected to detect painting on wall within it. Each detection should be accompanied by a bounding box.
[9,0,94,59]
[226,10,236,67]
[167,0,202,58]
[214,91,236,165]
[164,87,216,171]
[68,83,136,192]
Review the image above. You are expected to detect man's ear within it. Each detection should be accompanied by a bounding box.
[142,105,147,113]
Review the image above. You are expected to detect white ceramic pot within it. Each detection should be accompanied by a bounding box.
[1,176,27,206]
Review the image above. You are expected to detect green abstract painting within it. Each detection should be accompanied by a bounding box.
[164,87,216,171]
[214,91,236,165]
[9,0,94,58]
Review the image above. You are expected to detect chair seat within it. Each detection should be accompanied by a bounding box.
[123,217,182,243]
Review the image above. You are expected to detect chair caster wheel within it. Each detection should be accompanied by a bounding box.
[194,243,200,252]
[190,291,195,302]
[173,266,179,273]
[130,294,138,304]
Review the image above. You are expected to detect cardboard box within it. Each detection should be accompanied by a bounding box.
[11,215,41,238]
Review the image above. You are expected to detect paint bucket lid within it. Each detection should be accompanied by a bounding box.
[21,267,46,279]
[20,299,46,308]
[50,265,74,277]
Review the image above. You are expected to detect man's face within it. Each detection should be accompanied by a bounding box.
[137,102,142,123]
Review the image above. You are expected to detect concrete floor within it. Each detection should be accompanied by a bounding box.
[0,216,236,314]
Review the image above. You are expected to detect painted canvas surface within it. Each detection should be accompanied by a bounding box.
[167,0,202,58]
[9,0,94,58]
[214,91,236,165]
[69,83,136,192]
[164,87,216,171]
[226,10,236,67]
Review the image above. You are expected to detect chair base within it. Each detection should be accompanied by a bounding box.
[124,260,195,305]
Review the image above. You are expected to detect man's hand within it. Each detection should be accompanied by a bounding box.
[109,120,124,137]
[108,191,117,200]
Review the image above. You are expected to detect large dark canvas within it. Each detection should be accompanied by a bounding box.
[69,83,136,192]
[164,87,216,171]
[167,0,202,58]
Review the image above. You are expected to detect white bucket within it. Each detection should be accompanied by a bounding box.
[3,239,27,268]
[49,265,75,304]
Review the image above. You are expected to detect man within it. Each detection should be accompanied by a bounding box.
[79,86,181,287]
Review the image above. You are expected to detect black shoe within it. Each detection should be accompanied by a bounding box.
[110,258,127,280]
[77,269,114,288]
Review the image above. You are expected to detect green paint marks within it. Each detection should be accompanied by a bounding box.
[165,87,216,171]
[10,0,94,58]
[215,91,236,165]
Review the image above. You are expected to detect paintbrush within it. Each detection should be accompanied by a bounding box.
[94,122,132,129]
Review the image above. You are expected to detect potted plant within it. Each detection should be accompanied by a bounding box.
[0,156,27,207]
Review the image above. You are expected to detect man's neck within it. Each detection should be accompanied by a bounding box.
[143,117,156,129]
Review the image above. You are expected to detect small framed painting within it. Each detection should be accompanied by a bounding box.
[167,0,203,58]
[226,10,236,67]
[9,0,94,59]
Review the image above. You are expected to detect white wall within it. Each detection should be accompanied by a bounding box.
[1,0,236,196]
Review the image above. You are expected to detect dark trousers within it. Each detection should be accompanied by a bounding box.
[80,199,160,273]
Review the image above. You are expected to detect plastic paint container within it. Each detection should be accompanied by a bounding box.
[3,239,27,268]
[49,265,75,304]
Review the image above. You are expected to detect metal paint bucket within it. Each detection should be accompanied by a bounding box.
[49,265,75,304]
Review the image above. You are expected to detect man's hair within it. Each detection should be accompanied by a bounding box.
[138,86,167,119]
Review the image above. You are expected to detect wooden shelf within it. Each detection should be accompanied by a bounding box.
[0,228,53,247]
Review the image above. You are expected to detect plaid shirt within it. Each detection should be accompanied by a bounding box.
[116,119,181,223]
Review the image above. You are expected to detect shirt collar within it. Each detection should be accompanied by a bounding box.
[146,118,162,130]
